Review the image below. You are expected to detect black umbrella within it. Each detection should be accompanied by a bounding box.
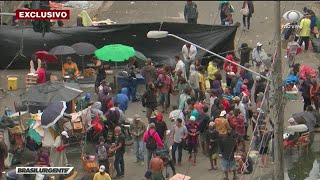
[41,101,67,128]
[71,42,97,56]
[48,45,76,55]
[20,81,83,105]
[71,42,97,72]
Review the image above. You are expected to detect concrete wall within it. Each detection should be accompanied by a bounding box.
[0,1,25,24]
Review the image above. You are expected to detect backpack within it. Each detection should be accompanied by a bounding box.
[222,2,234,15]
[146,131,157,150]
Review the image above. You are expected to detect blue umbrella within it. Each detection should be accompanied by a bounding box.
[41,101,67,128]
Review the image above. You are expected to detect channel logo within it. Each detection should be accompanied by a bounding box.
[282,10,303,23]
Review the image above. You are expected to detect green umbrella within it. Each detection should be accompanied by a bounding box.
[94,44,136,62]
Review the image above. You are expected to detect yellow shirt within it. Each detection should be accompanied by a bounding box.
[299,18,311,37]
[214,117,231,135]
[207,63,218,80]
[198,73,205,92]
[93,172,111,180]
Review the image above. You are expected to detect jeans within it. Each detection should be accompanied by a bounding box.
[303,97,311,111]
[171,142,183,163]
[147,149,156,168]
[128,79,137,101]
[114,153,124,176]
[134,138,144,161]
[184,60,192,79]
[299,36,310,50]
[242,15,251,29]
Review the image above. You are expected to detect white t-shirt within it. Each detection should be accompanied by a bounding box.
[169,109,185,125]
[171,125,188,143]
[175,60,186,79]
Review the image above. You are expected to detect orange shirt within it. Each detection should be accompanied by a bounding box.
[214,117,231,135]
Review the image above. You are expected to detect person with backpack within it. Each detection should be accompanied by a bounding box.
[218,1,234,25]
[170,118,188,166]
[143,123,165,168]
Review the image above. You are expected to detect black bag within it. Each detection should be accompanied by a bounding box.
[154,79,164,88]
[146,131,157,151]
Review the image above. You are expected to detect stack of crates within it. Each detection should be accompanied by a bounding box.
[25,73,38,88]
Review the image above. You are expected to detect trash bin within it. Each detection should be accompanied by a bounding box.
[7,76,18,91]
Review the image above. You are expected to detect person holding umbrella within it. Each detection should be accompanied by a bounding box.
[62,57,79,77]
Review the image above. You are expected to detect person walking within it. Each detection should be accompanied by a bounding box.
[186,116,200,166]
[241,1,254,31]
[189,64,200,99]
[141,58,157,89]
[144,123,165,167]
[252,42,266,73]
[299,13,311,51]
[218,1,234,25]
[182,43,197,78]
[238,43,252,66]
[170,118,188,166]
[130,114,147,165]
[206,122,219,170]
[110,126,126,179]
[142,83,158,123]
[184,0,199,24]
[157,68,173,113]
[173,55,186,80]
[96,137,110,174]
[220,132,238,180]
[207,61,219,88]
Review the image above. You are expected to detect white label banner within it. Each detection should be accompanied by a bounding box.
[16,167,73,174]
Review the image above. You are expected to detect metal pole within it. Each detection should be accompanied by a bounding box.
[272,1,284,180]
[167,34,270,81]
[0,1,3,26]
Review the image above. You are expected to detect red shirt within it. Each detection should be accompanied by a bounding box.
[143,129,164,148]
[235,114,245,136]
[194,102,204,114]
[37,68,46,84]
[224,55,238,74]
[186,122,200,144]
[157,74,172,93]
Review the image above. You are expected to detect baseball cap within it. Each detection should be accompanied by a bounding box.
[61,131,69,138]
[99,165,105,172]
[107,101,113,108]
[156,113,163,121]
[134,114,142,121]
[288,118,295,123]
[257,42,263,46]
[220,110,227,117]
[190,116,196,121]
[227,72,235,76]
[209,121,215,127]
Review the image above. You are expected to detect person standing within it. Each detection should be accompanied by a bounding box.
[198,66,206,100]
[186,116,200,166]
[114,88,129,113]
[198,105,210,155]
[0,132,8,179]
[184,0,198,24]
[299,13,311,51]
[30,54,42,74]
[96,137,110,174]
[142,83,158,123]
[214,110,231,137]
[224,55,238,87]
[149,152,164,180]
[182,43,197,78]
[173,55,186,80]
[207,61,219,88]
[238,43,252,66]
[94,61,108,94]
[110,126,126,179]
[300,73,312,111]
[234,108,246,150]
[206,122,219,170]
[220,132,238,180]
[252,42,265,73]
[93,165,112,180]
[241,1,254,31]
[143,123,165,167]
[37,62,47,84]
[151,113,168,142]
[130,114,146,165]
[157,69,173,113]
[141,59,157,89]
[218,1,234,25]
[189,64,200,99]
[171,118,188,166]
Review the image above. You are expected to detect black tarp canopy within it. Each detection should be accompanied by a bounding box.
[0,22,237,69]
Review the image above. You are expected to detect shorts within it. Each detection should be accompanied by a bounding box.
[159,93,169,106]
[200,132,206,142]
[259,146,268,155]
[221,159,236,171]
[188,143,198,153]
[211,153,218,160]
